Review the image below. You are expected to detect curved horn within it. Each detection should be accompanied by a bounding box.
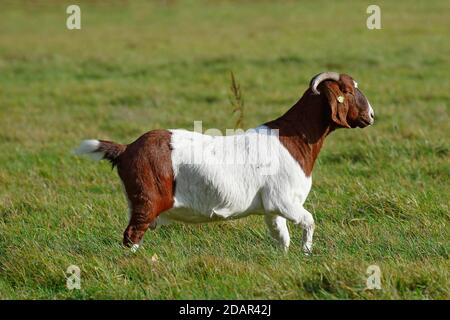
[310,72,340,95]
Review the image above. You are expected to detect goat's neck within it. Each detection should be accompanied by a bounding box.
[264,93,333,177]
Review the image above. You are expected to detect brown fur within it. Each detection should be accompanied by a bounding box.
[106,130,175,246]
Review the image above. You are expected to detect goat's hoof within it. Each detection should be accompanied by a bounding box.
[130,244,140,253]
[302,245,313,256]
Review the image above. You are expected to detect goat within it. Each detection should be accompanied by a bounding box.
[75,72,374,253]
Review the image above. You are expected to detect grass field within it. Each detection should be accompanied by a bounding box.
[0,0,448,299]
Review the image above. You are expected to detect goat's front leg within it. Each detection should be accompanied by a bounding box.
[264,215,290,252]
[277,205,315,255]
[301,213,315,255]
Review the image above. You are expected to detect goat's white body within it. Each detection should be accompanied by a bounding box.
[160,126,313,228]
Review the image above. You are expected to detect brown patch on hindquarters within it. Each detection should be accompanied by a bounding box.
[116,130,175,246]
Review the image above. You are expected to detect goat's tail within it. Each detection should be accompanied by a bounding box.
[74,139,127,167]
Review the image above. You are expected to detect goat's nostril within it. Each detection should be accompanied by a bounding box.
[370,111,374,119]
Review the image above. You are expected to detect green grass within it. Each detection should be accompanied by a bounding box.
[0,0,449,299]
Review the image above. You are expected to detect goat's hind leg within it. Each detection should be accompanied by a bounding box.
[264,215,290,252]
[123,200,155,250]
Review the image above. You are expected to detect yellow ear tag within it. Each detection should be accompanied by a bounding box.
[337,96,344,103]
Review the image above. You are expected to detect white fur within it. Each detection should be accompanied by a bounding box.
[161,125,315,253]
[74,139,104,160]
[354,80,374,125]
[368,100,375,124]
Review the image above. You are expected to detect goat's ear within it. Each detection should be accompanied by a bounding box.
[323,81,351,128]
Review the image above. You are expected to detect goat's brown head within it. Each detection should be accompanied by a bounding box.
[310,72,374,128]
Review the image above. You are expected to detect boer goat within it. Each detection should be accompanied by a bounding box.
[75,72,374,253]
